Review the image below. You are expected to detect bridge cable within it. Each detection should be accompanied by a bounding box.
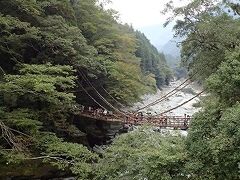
[136,77,194,112]
[78,70,118,111]
[76,79,122,119]
[154,90,205,116]
[101,86,125,108]
[77,70,128,117]
[78,70,114,110]
[136,73,197,111]
[138,80,194,111]
[147,65,213,112]
[76,79,108,110]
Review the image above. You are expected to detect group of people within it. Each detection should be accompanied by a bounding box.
[79,105,191,128]
[80,105,113,117]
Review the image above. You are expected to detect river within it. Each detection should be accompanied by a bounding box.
[124,79,204,136]
[129,79,203,119]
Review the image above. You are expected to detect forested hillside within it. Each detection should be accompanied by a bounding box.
[163,0,240,179]
[0,0,170,178]
[93,0,240,178]
[1,0,239,179]
[135,31,172,87]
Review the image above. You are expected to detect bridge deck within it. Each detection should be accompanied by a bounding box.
[78,110,191,129]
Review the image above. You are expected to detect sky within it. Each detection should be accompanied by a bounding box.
[107,0,189,48]
[109,0,171,28]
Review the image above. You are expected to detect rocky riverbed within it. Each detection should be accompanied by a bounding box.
[129,79,203,116]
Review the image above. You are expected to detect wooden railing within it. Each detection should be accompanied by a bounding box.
[77,107,191,130]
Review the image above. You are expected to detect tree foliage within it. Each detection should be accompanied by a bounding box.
[163,0,240,179]
[0,0,170,178]
[95,128,187,180]
[135,31,172,87]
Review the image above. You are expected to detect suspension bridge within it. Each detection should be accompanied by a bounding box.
[77,69,204,130]
[78,108,192,129]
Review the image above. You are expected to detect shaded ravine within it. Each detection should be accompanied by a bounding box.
[5,80,202,179]
[76,79,204,147]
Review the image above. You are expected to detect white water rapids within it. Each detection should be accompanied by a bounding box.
[130,79,203,117]
[126,79,204,135]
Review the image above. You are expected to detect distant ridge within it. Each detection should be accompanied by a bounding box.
[159,38,181,58]
[158,38,181,68]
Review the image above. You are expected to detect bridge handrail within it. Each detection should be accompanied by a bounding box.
[77,106,191,129]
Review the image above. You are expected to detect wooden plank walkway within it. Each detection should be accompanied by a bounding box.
[78,108,191,129]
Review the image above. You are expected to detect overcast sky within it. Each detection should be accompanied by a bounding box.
[107,0,189,47]
[109,0,171,28]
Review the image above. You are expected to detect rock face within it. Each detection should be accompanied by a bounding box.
[73,116,125,147]
[1,117,125,180]
[0,161,74,180]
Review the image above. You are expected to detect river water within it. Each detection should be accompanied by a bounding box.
[125,79,204,136]
[130,79,203,117]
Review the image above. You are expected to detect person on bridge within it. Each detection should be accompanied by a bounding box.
[186,115,190,126]
[94,108,101,116]
[146,112,152,122]
[164,116,167,125]
[138,112,144,121]
[103,109,108,115]
[134,113,138,125]
[108,111,113,116]
[88,106,93,113]
[98,108,102,115]
[80,105,85,112]
[184,115,190,127]
[125,116,129,123]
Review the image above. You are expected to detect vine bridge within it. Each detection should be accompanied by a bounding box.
[78,108,191,130]
[78,70,204,130]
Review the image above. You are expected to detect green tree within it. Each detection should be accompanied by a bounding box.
[135,31,172,87]
[0,64,97,178]
[164,0,240,178]
[95,128,187,180]
[0,0,172,177]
